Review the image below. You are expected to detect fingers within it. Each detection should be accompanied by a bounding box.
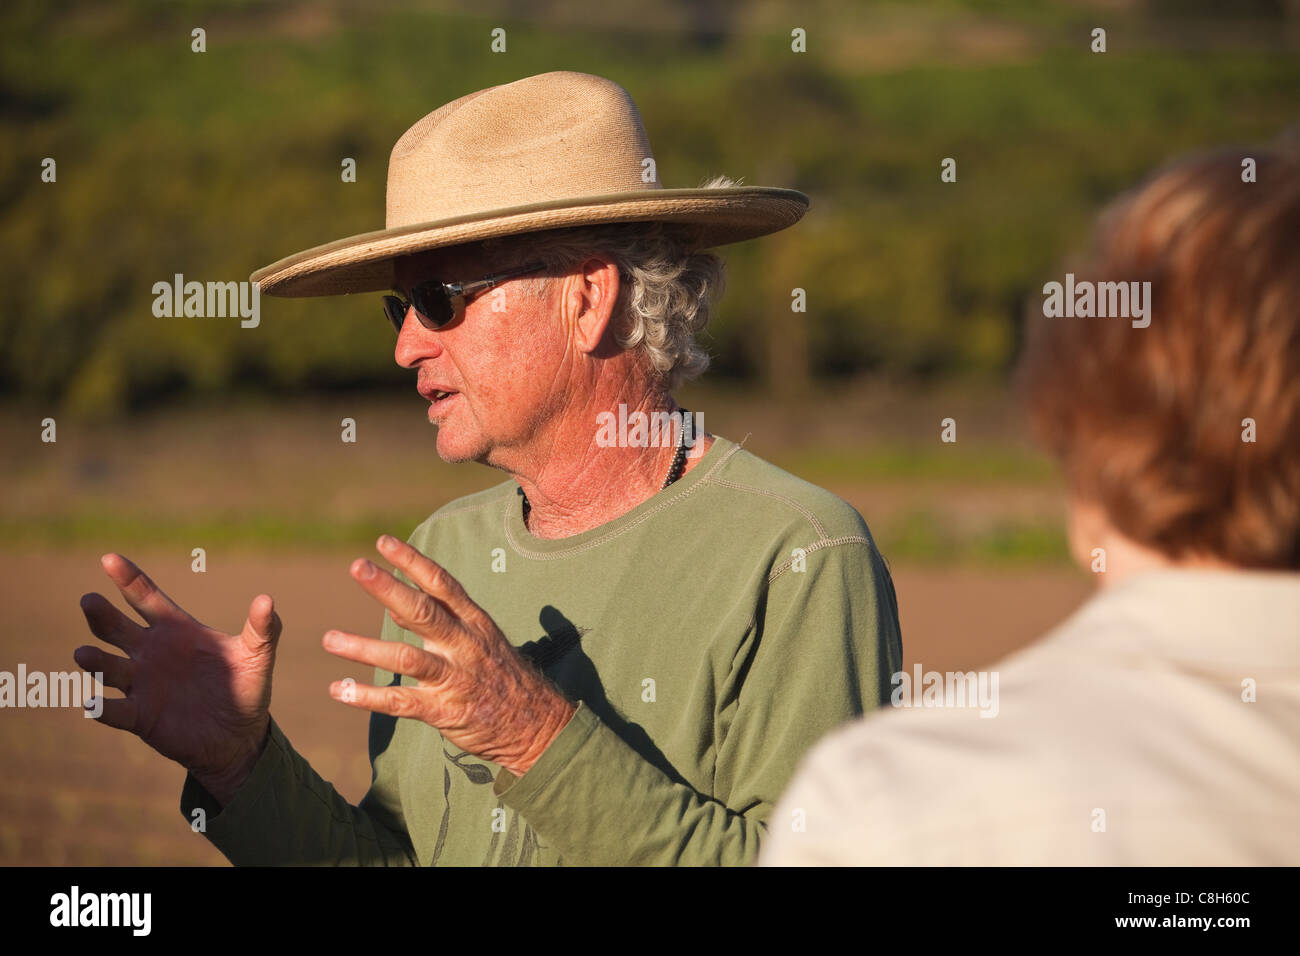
[79,591,143,653]
[327,678,429,721]
[99,553,186,627]
[322,630,447,682]
[350,557,454,638]
[374,535,482,622]
[72,645,133,693]
[240,593,281,654]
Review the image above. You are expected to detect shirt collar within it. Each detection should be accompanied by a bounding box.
[1052,568,1300,669]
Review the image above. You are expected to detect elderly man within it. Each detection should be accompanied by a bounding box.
[74,71,902,866]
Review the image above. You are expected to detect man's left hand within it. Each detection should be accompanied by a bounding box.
[322,534,577,778]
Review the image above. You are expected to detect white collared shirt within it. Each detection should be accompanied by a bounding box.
[760,569,1300,865]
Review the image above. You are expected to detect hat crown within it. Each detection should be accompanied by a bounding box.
[386,71,658,229]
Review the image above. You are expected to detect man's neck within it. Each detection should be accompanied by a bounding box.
[502,399,713,540]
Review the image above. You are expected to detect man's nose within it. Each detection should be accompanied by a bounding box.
[393,308,442,368]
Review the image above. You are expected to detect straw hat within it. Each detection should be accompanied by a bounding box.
[251,71,809,297]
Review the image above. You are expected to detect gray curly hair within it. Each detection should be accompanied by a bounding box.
[478,176,736,392]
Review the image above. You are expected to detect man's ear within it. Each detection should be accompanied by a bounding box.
[565,255,621,354]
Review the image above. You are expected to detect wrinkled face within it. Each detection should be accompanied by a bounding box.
[391,244,569,466]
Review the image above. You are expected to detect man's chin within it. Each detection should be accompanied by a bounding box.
[432,426,488,465]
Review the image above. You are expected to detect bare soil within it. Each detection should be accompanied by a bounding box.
[0,547,1090,865]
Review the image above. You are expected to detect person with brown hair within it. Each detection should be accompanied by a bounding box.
[761,143,1300,865]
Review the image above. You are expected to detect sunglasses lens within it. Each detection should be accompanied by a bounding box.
[381,296,407,333]
[411,285,455,329]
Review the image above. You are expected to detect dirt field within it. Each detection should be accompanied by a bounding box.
[0,547,1090,866]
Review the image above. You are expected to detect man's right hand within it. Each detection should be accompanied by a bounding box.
[74,553,282,807]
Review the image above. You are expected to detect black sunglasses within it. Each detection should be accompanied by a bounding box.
[382,261,546,333]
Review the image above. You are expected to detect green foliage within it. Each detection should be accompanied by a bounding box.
[883,510,1070,565]
[2,0,1296,411]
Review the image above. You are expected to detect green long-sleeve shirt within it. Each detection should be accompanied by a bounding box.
[180,434,903,865]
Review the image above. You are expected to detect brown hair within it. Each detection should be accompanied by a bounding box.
[1016,143,1300,569]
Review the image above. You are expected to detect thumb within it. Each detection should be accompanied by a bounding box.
[241,593,282,652]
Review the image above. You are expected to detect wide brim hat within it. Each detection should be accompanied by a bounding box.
[251,71,809,297]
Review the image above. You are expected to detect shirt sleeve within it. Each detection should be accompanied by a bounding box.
[178,711,417,866]
[492,537,903,865]
[177,602,420,866]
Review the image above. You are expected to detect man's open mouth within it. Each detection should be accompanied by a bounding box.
[421,384,458,403]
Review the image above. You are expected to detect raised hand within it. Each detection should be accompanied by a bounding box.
[321,535,577,778]
[75,553,282,806]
